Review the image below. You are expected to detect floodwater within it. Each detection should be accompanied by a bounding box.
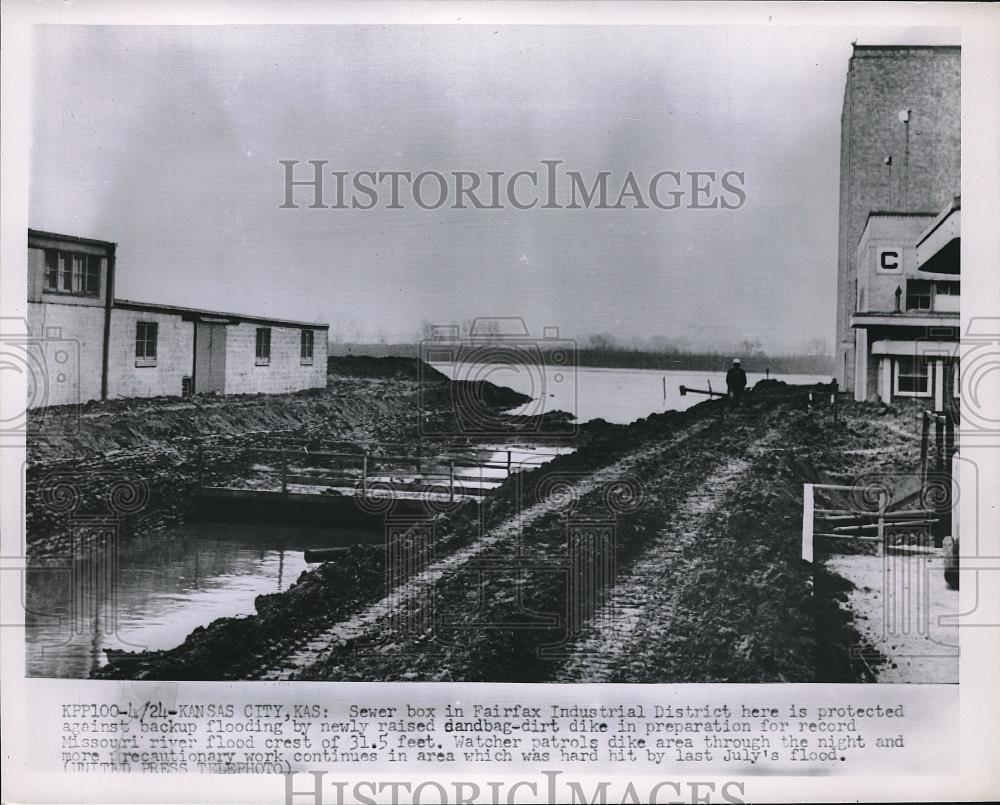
[24,520,377,678]
[25,446,564,678]
[431,362,831,424]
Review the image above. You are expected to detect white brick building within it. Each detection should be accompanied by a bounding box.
[27,229,328,408]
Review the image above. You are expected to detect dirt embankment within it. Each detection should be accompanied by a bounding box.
[96,380,926,683]
[26,357,529,557]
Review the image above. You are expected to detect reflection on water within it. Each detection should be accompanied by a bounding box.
[25,520,381,678]
[432,363,831,424]
[431,444,575,491]
[25,442,569,679]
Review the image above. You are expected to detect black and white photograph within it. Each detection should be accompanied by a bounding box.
[2,2,998,803]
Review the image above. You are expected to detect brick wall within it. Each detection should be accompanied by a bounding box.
[835,46,960,391]
[107,308,195,399]
[26,301,105,407]
[223,322,327,394]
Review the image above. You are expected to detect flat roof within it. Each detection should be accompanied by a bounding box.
[851,312,959,328]
[28,228,116,250]
[29,228,328,331]
[114,299,329,330]
[852,44,960,53]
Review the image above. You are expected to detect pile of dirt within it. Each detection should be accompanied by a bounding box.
[291,395,826,683]
[25,367,537,556]
[26,379,430,466]
[327,355,449,382]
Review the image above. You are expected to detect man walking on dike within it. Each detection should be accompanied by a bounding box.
[726,359,747,410]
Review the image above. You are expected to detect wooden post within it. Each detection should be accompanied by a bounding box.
[362,453,368,496]
[449,461,455,502]
[281,451,288,495]
[801,483,814,562]
[920,411,931,488]
[935,414,945,472]
[506,450,512,477]
[876,489,887,557]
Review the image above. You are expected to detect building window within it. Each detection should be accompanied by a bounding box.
[905,279,933,311]
[300,330,314,365]
[905,279,961,312]
[135,321,158,367]
[45,252,59,290]
[934,280,961,313]
[893,356,931,397]
[255,327,271,365]
[43,249,100,296]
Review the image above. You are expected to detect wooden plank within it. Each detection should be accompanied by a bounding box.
[811,483,863,493]
[814,508,935,518]
[802,483,814,562]
[287,478,494,498]
[245,448,560,468]
[832,520,937,532]
[815,533,884,542]
[202,484,490,500]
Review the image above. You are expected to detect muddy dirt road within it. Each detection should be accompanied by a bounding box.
[94,379,939,683]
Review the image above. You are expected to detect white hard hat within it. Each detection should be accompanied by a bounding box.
[733,358,741,364]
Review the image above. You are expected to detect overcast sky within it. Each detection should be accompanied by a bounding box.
[30,25,957,352]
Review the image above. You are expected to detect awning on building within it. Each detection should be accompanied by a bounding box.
[916,196,960,275]
[870,339,958,358]
[851,312,959,328]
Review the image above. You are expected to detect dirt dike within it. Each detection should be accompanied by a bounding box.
[290,395,819,683]
[29,357,530,465]
[95,380,910,683]
[25,356,532,557]
[329,355,449,381]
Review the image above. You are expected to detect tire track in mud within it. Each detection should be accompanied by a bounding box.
[257,419,717,680]
[555,426,782,683]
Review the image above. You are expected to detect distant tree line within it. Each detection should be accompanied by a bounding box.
[543,346,833,375]
[328,339,833,376]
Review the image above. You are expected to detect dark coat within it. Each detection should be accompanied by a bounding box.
[726,366,747,392]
